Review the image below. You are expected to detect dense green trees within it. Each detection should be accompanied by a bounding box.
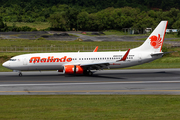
[1,0,180,23]
[49,7,179,31]
[1,0,180,31]
[0,17,7,32]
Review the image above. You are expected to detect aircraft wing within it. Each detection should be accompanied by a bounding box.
[80,62,110,67]
[74,49,130,70]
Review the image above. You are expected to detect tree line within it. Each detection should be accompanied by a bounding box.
[1,0,180,31]
[49,7,180,31]
[0,0,180,23]
[1,6,180,32]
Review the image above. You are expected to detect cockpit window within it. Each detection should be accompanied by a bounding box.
[9,59,16,61]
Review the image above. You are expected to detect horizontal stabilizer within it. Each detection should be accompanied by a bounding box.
[151,51,175,56]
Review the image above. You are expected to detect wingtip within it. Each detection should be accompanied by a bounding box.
[93,46,98,52]
[120,49,130,61]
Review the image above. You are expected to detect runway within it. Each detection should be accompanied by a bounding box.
[0,69,180,95]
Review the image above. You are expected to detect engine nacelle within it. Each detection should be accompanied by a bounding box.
[63,65,84,74]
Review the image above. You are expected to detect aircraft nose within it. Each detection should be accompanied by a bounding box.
[2,62,8,68]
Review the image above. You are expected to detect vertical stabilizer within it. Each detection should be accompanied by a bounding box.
[132,21,168,52]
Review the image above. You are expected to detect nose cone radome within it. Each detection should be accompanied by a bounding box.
[2,62,8,68]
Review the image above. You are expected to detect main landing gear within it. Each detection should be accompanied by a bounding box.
[88,71,93,76]
[83,70,93,76]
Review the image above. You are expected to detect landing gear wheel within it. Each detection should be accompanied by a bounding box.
[19,73,22,77]
[83,70,93,76]
[88,71,93,76]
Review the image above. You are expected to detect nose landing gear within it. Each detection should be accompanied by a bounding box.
[13,70,22,77]
[19,72,22,77]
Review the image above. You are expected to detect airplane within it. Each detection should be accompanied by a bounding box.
[2,21,168,76]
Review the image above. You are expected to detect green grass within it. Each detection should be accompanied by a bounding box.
[104,30,133,36]
[170,39,180,41]
[136,38,146,41]
[128,57,180,69]
[0,39,142,53]
[0,95,180,120]
[5,22,50,30]
[0,65,11,72]
[104,30,179,38]
[165,33,179,38]
[0,39,142,47]
[103,30,152,36]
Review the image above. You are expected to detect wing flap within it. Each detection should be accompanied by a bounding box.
[80,62,110,67]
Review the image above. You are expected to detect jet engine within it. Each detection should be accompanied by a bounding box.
[63,65,84,74]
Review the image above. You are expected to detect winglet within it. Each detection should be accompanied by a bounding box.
[118,49,130,61]
[93,46,98,52]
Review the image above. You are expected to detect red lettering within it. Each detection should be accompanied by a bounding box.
[41,58,47,63]
[29,56,71,63]
[60,56,67,62]
[50,56,54,62]
[30,57,40,63]
[53,58,59,62]
[47,56,50,62]
[66,58,72,62]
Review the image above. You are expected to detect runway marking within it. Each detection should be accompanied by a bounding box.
[0,80,180,87]
[1,90,180,93]
[0,81,100,83]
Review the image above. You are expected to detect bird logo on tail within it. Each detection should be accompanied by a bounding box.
[150,34,162,49]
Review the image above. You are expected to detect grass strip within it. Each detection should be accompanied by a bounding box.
[0,95,180,120]
[5,22,50,30]
[0,39,142,47]
[128,57,180,69]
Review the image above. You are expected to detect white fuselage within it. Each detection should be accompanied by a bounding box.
[2,51,162,71]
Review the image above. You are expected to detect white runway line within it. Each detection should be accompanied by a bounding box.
[0,80,180,87]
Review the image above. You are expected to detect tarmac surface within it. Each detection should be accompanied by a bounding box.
[0,69,180,95]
